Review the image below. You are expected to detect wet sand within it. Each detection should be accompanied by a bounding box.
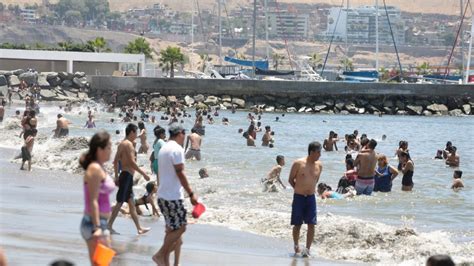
[0,147,346,265]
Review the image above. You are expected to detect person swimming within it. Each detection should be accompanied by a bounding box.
[318,183,355,199]
[451,170,464,191]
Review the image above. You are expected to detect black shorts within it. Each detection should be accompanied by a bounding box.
[21,146,31,162]
[158,198,187,231]
[116,171,134,203]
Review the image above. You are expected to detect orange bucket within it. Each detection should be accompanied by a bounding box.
[93,243,116,266]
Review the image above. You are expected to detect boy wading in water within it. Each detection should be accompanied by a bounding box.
[262,155,286,192]
[20,128,37,171]
[288,141,323,257]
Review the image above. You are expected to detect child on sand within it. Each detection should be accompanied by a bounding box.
[118,182,160,216]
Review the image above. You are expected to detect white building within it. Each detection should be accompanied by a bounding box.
[326,6,405,44]
[0,49,146,76]
[268,11,309,40]
[20,8,37,24]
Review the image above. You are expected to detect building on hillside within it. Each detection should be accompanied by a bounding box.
[20,8,37,24]
[324,5,405,44]
[267,11,309,40]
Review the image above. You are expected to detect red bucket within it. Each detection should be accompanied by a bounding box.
[192,202,206,219]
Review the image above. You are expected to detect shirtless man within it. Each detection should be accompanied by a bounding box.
[54,114,70,138]
[261,126,272,147]
[0,99,5,123]
[108,123,152,235]
[243,132,255,147]
[445,146,460,167]
[323,131,338,151]
[288,142,323,257]
[451,170,464,191]
[185,128,202,161]
[354,139,377,195]
[262,155,286,192]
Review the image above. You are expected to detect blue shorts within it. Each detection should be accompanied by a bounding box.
[291,194,317,225]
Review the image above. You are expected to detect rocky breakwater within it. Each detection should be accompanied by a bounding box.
[0,69,90,102]
[94,88,473,116]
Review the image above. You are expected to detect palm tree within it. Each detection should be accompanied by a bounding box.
[415,62,431,75]
[124,37,153,58]
[86,37,109,52]
[159,46,185,78]
[340,58,354,71]
[308,53,322,70]
[198,53,212,72]
[272,53,285,70]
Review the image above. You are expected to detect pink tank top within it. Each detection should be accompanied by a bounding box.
[84,175,116,213]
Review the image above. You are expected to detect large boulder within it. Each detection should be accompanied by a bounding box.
[40,89,57,99]
[184,95,195,106]
[462,104,471,115]
[221,95,232,102]
[0,86,7,97]
[422,110,433,116]
[61,80,73,88]
[193,94,205,103]
[449,109,464,116]
[12,69,25,76]
[0,70,13,76]
[324,99,335,107]
[366,104,380,113]
[0,75,7,86]
[344,102,358,113]
[232,98,245,108]
[37,75,50,87]
[298,106,307,113]
[446,97,462,110]
[58,72,74,81]
[335,100,345,110]
[264,106,275,112]
[150,96,167,107]
[74,72,86,78]
[204,95,219,105]
[426,104,448,115]
[47,76,62,86]
[286,107,297,113]
[72,77,88,88]
[45,72,59,80]
[167,95,177,103]
[406,105,423,115]
[313,104,327,112]
[8,75,20,87]
[19,72,38,86]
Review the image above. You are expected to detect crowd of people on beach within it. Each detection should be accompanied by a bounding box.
[0,88,466,265]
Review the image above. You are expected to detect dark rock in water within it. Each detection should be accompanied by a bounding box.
[74,71,86,78]
[356,98,368,107]
[446,97,462,110]
[193,94,205,103]
[19,72,38,86]
[37,75,50,87]
[58,72,74,81]
[0,75,7,86]
[426,104,448,115]
[395,100,405,110]
[61,80,73,88]
[12,69,25,76]
[462,104,471,115]
[8,75,20,87]
[448,109,463,116]
[394,228,417,237]
[48,76,62,86]
[406,105,423,115]
[40,89,57,99]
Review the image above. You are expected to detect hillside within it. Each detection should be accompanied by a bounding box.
[1,0,466,15]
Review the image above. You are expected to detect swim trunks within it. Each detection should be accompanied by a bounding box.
[79,215,109,240]
[158,198,187,231]
[57,128,69,138]
[291,194,317,225]
[116,171,134,203]
[21,146,31,162]
[185,149,201,160]
[355,177,375,195]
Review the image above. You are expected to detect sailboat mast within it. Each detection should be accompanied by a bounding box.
[191,0,194,70]
[265,0,269,59]
[345,0,349,70]
[375,0,379,71]
[218,0,222,64]
[252,0,257,77]
[461,0,465,82]
[465,13,473,84]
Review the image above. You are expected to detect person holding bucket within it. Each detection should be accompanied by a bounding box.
[79,131,115,264]
[153,124,198,266]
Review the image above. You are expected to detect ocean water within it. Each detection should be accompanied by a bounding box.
[1,102,473,265]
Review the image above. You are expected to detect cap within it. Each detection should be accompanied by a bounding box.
[168,123,185,136]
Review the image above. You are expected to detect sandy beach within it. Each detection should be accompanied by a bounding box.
[0,147,346,265]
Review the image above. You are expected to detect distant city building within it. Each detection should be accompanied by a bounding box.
[325,6,405,44]
[20,8,37,24]
[267,11,309,40]
[169,23,191,35]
